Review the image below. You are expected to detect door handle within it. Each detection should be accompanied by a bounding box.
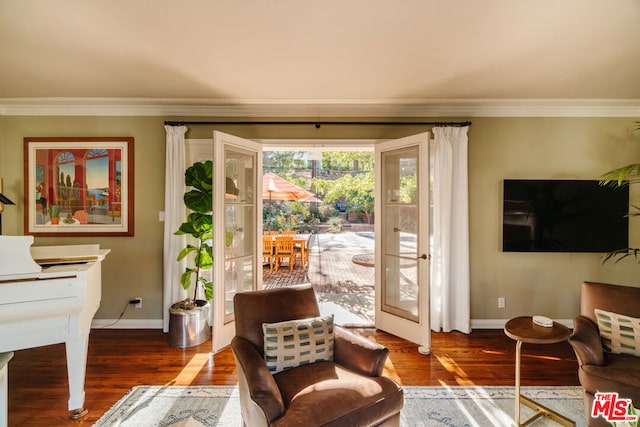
[417,254,429,260]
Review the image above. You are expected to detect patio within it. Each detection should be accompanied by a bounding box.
[263,231,376,326]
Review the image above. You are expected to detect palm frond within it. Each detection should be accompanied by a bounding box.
[602,248,640,264]
[599,164,640,187]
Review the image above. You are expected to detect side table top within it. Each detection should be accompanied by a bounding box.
[504,316,571,344]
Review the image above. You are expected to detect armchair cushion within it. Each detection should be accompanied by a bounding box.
[272,361,403,427]
[595,309,640,357]
[263,314,335,373]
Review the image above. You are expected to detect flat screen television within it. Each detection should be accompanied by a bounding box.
[502,179,629,252]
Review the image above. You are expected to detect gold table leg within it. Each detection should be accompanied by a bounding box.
[513,340,575,427]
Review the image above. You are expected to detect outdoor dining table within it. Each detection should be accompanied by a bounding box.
[264,234,311,270]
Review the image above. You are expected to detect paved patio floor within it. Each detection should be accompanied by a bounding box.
[263,231,376,326]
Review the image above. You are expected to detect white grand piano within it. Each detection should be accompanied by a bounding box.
[0,235,109,420]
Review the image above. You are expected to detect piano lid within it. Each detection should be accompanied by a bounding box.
[0,235,41,276]
[0,236,109,278]
[30,244,104,265]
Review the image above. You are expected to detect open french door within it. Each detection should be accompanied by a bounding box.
[211,131,263,353]
[374,132,431,354]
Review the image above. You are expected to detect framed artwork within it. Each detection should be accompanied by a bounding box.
[24,137,134,236]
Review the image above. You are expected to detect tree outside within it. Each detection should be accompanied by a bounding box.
[263,151,374,232]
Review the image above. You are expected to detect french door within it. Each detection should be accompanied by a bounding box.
[374,132,431,354]
[211,131,262,353]
[209,131,430,353]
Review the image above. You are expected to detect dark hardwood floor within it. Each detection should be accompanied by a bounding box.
[6,328,579,426]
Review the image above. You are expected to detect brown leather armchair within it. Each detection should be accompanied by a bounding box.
[231,285,404,427]
[568,281,640,427]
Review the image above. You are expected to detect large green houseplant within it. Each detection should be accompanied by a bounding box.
[173,160,213,309]
[168,160,213,348]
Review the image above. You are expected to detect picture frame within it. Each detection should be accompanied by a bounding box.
[24,137,134,236]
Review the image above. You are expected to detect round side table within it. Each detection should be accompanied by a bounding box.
[504,316,575,427]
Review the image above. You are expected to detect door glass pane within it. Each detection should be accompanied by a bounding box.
[224,147,256,322]
[381,146,419,322]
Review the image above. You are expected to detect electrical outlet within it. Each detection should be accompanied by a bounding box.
[498,297,506,309]
[134,297,142,308]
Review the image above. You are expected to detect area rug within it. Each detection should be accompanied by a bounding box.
[93,385,585,427]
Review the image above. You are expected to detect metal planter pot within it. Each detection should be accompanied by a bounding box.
[168,301,211,348]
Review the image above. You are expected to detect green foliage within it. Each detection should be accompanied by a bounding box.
[401,174,418,203]
[321,152,374,172]
[600,163,640,188]
[327,216,343,233]
[289,200,311,220]
[47,205,60,217]
[318,204,339,221]
[263,151,307,173]
[600,121,640,264]
[323,172,375,217]
[175,160,213,305]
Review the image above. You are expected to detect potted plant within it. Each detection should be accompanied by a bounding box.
[168,160,213,348]
[48,205,60,224]
[600,121,640,263]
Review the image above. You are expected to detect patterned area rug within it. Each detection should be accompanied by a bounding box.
[93,385,585,427]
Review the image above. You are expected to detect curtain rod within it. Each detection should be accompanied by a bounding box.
[164,120,471,128]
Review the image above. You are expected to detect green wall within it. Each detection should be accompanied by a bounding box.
[0,115,638,324]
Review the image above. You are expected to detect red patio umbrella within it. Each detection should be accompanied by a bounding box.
[262,173,314,201]
[263,173,315,231]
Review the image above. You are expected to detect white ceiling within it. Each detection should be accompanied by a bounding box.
[1,0,639,116]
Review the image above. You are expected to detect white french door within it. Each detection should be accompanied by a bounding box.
[211,131,262,353]
[374,132,431,354]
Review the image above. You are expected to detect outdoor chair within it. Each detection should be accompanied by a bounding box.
[274,236,294,271]
[262,236,274,270]
[294,233,312,269]
[231,285,403,427]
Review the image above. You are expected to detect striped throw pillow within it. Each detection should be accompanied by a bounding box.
[595,309,640,357]
[263,314,334,374]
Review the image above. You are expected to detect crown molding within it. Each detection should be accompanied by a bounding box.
[0,97,639,118]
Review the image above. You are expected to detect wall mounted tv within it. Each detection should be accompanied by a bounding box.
[502,179,629,253]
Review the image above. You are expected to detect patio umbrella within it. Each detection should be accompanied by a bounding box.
[262,173,314,201]
[262,173,315,230]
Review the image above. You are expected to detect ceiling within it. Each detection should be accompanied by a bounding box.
[1,0,639,116]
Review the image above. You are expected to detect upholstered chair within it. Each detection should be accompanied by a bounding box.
[568,281,640,427]
[231,284,403,427]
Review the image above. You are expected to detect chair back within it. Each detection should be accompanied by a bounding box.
[581,281,640,324]
[274,236,293,254]
[233,285,320,354]
[262,236,273,254]
[281,230,296,237]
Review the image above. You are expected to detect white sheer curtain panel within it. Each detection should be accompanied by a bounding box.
[431,126,471,333]
[163,125,188,332]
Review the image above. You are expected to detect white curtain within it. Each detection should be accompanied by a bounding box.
[163,125,188,332]
[431,126,471,333]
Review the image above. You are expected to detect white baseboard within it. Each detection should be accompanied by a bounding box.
[471,318,574,330]
[91,318,573,330]
[92,319,163,329]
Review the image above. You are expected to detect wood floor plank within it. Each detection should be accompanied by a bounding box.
[6,328,579,426]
